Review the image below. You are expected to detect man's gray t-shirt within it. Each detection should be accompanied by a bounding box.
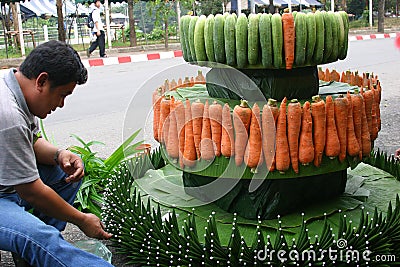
[0,69,39,193]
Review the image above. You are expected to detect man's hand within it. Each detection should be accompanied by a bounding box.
[96,31,101,36]
[78,213,113,240]
[58,150,84,183]
[395,148,400,159]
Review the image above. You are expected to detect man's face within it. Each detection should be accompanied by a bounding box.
[95,0,101,8]
[29,77,76,119]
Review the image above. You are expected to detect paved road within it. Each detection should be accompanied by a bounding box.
[43,37,400,158]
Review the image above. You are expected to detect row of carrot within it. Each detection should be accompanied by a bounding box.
[152,83,382,174]
[318,67,379,89]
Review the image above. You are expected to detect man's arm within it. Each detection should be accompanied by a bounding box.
[14,179,111,239]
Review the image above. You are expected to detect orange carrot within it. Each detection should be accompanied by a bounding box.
[275,97,290,173]
[190,77,195,87]
[159,95,171,144]
[177,77,183,87]
[340,71,345,83]
[362,88,374,139]
[152,87,162,142]
[325,95,340,159]
[170,79,177,91]
[200,100,214,161]
[183,99,197,167]
[375,81,382,131]
[346,92,361,157]
[361,99,372,157]
[195,70,206,84]
[287,99,302,173]
[333,95,348,163]
[325,68,331,81]
[351,90,363,160]
[191,99,204,159]
[167,99,179,160]
[330,70,340,82]
[370,85,379,141]
[221,103,235,157]
[244,103,263,172]
[299,101,314,165]
[311,95,326,167]
[233,100,252,166]
[262,99,279,171]
[282,13,295,70]
[174,100,186,163]
[183,77,191,87]
[318,67,325,81]
[209,101,223,157]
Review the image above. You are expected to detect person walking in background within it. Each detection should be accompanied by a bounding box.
[0,40,113,267]
[87,0,107,58]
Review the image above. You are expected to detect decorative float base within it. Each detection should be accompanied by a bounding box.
[183,170,347,220]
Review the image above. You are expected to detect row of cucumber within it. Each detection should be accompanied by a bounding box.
[180,11,349,69]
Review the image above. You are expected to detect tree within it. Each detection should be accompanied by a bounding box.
[128,0,137,47]
[56,0,66,42]
[378,0,385,32]
[347,0,365,18]
[147,0,177,49]
[197,0,224,15]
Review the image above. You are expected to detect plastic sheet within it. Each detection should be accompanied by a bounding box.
[73,240,112,263]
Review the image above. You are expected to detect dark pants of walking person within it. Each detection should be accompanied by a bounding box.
[88,30,106,57]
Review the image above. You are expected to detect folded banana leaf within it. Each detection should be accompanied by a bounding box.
[206,66,320,101]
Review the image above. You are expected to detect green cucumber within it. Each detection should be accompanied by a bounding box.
[338,11,349,60]
[194,15,207,62]
[181,15,192,62]
[213,14,226,63]
[271,13,283,69]
[305,12,316,64]
[236,13,248,68]
[312,10,325,65]
[335,12,345,62]
[294,12,306,67]
[321,11,333,63]
[248,13,260,66]
[327,11,339,63]
[188,16,199,62]
[204,14,215,62]
[224,13,237,67]
[259,13,273,68]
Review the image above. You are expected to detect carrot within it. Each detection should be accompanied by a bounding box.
[182,99,197,167]
[177,77,183,87]
[167,99,179,160]
[191,99,204,159]
[275,97,290,173]
[376,81,382,131]
[299,101,314,165]
[163,79,170,93]
[333,95,348,163]
[362,88,374,139]
[330,70,340,82]
[318,67,325,81]
[287,99,302,173]
[351,89,364,160]
[340,71,345,83]
[233,100,252,166]
[159,95,171,144]
[165,96,175,154]
[170,79,177,91]
[190,77,195,87]
[183,77,191,87]
[174,100,186,163]
[195,70,206,84]
[282,13,295,70]
[325,95,340,159]
[152,87,162,142]
[262,99,279,171]
[325,68,331,81]
[311,95,327,167]
[244,103,263,172]
[200,100,214,161]
[370,85,379,141]
[209,101,223,157]
[361,99,372,157]
[221,103,235,157]
[346,92,361,157]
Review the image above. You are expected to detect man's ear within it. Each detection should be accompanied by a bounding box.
[35,72,49,91]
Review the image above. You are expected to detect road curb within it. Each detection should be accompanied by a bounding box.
[82,32,398,68]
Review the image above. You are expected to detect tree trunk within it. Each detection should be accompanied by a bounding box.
[268,0,275,13]
[56,0,65,42]
[128,0,137,47]
[10,3,20,47]
[341,0,347,11]
[377,0,385,33]
[164,18,168,49]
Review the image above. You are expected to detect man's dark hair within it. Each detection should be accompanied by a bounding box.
[19,40,88,88]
